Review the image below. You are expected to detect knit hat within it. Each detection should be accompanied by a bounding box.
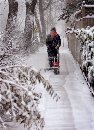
[51,27,56,32]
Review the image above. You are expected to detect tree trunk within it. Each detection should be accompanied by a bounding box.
[3,0,18,50]
[24,0,37,50]
[35,10,43,44]
[39,0,46,44]
[6,0,18,32]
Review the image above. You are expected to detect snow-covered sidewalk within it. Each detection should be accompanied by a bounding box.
[8,40,94,130]
[22,41,94,130]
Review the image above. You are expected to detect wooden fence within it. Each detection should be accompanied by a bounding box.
[66,7,94,64]
[67,33,82,64]
[75,17,94,29]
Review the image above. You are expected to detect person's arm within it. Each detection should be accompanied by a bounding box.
[58,35,61,47]
[46,39,48,47]
[55,35,61,49]
[46,34,51,47]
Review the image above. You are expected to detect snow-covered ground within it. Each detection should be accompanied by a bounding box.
[6,36,94,130]
[0,1,94,127]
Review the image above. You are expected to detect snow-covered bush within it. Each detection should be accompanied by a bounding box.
[67,26,94,86]
[75,27,94,63]
[88,66,94,86]
[74,27,94,85]
[0,66,59,129]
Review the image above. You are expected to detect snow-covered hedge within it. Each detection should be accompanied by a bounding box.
[67,27,94,85]
[74,27,94,83]
[0,66,59,129]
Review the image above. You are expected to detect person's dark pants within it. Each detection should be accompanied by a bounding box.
[47,49,59,67]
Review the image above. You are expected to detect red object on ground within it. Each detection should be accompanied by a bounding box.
[52,62,59,67]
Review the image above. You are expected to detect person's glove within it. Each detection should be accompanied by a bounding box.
[55,44,59,50]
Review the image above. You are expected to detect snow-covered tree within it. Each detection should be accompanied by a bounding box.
[59,0,94,23]
[0,66,60,130]
[24,0,37,50]
[2,0,18,53]
[36,0,52,44]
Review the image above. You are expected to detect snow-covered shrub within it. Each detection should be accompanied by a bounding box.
[76,27,94,84]
[68,27,94,85]
[0,66,59,129]
[75,27,94,85]
[88,66,94,87]
[74,27,94,68]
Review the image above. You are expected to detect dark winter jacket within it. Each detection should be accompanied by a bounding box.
[46,34,61,54]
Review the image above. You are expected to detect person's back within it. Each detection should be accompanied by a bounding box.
[46,34,53,50]
[46,27,61,67]
[46,27,61,57]
[52,33,61,49]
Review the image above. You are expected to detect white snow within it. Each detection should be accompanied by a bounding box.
[16,0,26,32]
[0,0,8,32]
[3,21,94,130]
[74,10,81,17]
[7,41,94,130]
[84,4,94,8]
[0,0,94,125]
[84,15,94,18]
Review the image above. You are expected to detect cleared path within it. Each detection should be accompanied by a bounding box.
[40,45,94,130]
[7,43,94,130]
